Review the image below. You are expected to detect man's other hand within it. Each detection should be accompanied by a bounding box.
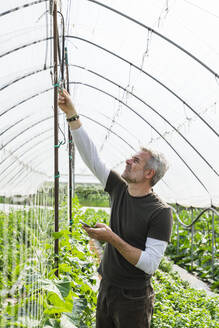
[83,223,113,242]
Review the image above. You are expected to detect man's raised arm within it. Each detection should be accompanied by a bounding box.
[58,89,110,187]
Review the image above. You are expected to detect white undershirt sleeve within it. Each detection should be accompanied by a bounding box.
[70,126,110,188]
[135,237,168,275]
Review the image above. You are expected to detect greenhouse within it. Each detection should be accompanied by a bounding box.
[0,0,218,327]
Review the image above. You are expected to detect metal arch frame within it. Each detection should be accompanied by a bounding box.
[87,0,219,79]
[0,156,50,192]
[0,128,52,166]
[1,65,218,177]
[67,36,219,138]
[1,36,218,138]
[4,151,54,189]
[0,115,56,150]
[0,87,52,117]
[0,78,213,198]
[1,0,219,79]
[69,81,211,198]
[0,0,48,17]
[0,133,54,180]
[0,114,31,137]
[0,78,212,198]
[0,113,136,184]
[0,156,50,191]
[0,118,131,183]
[69,64,218,176]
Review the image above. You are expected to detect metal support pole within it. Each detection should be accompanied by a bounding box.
[176,204,180,255]
[53,0,59,277]
[191,208,194,272]
[212,211,215,278]
[64,46,75,231]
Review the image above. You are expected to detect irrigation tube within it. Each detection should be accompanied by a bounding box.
[86,0,219,79]
[1,36,218,138]
[1,65,218,177]
[69,81,211,199]
[170,206,219,229]
[170,206,218,277]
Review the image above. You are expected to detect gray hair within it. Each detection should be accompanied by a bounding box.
[141,147,169,186]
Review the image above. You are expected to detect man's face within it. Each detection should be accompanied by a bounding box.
[121,150,152,184]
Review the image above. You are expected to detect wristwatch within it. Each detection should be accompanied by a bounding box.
[66,114,80,122]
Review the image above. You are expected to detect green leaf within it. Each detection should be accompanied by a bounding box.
[40,279,64,301]
[55,279,71,298]
[60,314,78,328]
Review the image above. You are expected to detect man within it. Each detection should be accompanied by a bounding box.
[58,89,173,328]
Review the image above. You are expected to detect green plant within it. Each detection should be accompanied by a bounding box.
[166,208,219,290]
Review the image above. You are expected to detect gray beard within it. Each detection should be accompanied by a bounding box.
[121,173,136,184]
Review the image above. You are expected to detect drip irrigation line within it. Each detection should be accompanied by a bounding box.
[0,128,52,166]
[67,35,219,138]
[2,65,217,177]
[70,64,218,176]
[69,81,211,199]
[171,206,219,229]
[86,0,219,79]
[0,0,49,17]
[1,36,218,139]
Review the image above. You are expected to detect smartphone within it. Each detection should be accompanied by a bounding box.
[79,220,92,228]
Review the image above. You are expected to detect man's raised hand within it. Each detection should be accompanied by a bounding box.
[58,88,76,118]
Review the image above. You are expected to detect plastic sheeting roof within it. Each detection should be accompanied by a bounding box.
[0,0,219,207]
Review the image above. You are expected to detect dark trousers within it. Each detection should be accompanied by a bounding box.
[96,279,155,328]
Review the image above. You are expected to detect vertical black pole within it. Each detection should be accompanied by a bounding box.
[64,47,75,231]
[53,0,59,277]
